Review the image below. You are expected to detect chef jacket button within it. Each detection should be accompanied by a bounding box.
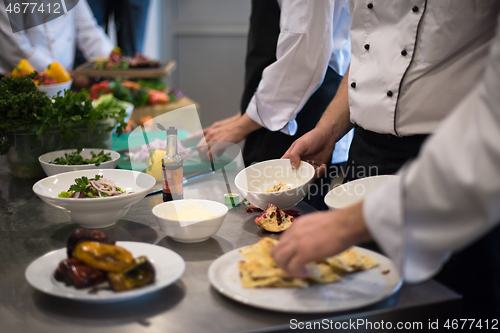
[364,44,370,50]
[367,3,373,9]
[351,82,356,89]
[412,6,419,12]
[387,91,393,97]
[401,49,407,56]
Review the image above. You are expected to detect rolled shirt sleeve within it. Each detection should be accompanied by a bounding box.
[245,0,336,135]
[363,13,500,283]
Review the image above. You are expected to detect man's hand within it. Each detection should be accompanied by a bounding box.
[282,126,336,177]
[272,202,372,277]
[197,113,262,161]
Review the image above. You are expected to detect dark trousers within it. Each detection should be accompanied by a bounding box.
[346,126,500,318]
[344,126,427,182]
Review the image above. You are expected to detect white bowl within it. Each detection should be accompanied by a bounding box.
[324,175,398,209]
[39,148,121,176]
[33,169,156,228]
[234,159,315,210]
[37,80,73,97]
[152,199,228,243]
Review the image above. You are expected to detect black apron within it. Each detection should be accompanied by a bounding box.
[241,0,343,210]
[346,127,500,318]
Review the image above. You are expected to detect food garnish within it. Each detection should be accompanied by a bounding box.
[265,181,291,193]
[93,48,160,70]
[50,149,112,166]
[254,204,295,232]
[238,238,379,289]
[58,175,127,198]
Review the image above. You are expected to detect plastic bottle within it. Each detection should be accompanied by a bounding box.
[162,127,183,201]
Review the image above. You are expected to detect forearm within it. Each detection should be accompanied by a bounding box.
[237,113,262,136]
[316,65,352,142]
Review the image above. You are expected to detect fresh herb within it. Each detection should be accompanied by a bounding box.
[0,75,128,155]
[109,80,149,107]
[68,175,102,193]
[0,73,50,154]
[50,149,112,166]
[58,191,73,198]
[137,79,165,91]
[37,89,128,141]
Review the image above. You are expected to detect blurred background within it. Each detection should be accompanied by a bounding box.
[142,0,250,128]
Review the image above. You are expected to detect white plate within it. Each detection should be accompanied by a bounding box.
[25,242,185,303]
[325,175,398,210]
[209,246,402,313]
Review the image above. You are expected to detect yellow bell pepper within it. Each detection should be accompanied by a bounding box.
[12,59,34,77]
[72,241,134,272]
[44,61,71,83]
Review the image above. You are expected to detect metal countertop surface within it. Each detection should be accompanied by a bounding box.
[0,155,460,333]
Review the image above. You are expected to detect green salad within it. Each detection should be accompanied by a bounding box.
[50,149,112,166]
[58,175,126,199]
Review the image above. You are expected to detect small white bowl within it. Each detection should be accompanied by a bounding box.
[153,199,228,243]
[234,159,315,210]
[324,175,398,210]
[33,169,156,228]
[39,149,121,176]
[37,80,73,97]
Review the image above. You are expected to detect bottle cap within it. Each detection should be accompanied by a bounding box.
[167,127,177,135]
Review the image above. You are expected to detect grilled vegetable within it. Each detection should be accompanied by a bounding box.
[108,256,155,291]
[72,241,134,272]
[54,257,107,289]
[66,228,114,257]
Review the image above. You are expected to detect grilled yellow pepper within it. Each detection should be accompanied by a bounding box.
[44,61,71,83]
[72,241,134,272]
[108,256,155,291]
[12,59,34,77]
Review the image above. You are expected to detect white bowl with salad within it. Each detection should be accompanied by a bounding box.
[32,169,156,228]
[39,148,121,176]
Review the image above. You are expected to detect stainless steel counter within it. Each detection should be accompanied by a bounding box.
[0,155,461,333]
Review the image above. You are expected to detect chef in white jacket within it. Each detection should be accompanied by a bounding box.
[199,0,351,209]
[276,0,500,319]
[0,0,113,75]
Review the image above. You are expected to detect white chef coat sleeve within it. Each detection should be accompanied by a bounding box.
[0,2,52,72]
[245,0,336,135]
[363,14,500,284]
[74,0,114,61]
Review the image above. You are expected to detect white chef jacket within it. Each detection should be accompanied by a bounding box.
[245,0,351,135]
[364,9,500,283]
[0,0,113,74]
[348,0,500,136]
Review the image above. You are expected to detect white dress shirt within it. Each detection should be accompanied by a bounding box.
[245,0,351,135]
[349,0,500,136]
[0,0,113,74]
[364,9,500,284]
